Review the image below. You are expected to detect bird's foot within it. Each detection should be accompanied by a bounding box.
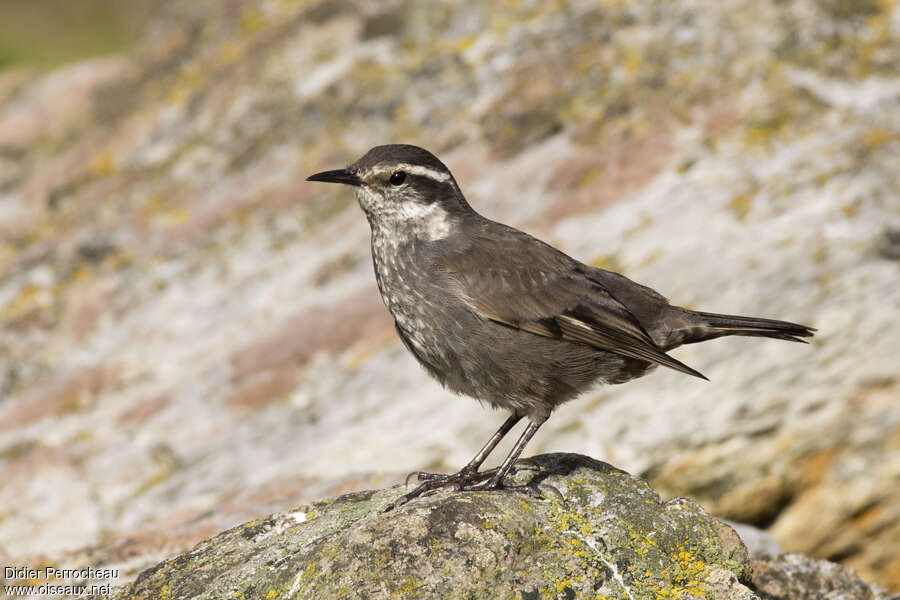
[405,458,540,485]
[386,467,490,511]
[385,459,547,512]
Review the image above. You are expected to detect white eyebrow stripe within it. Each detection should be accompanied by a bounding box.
[403,164,451,182]
[368,163,451,183]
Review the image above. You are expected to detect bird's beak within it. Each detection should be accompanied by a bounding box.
[306,168,362,187]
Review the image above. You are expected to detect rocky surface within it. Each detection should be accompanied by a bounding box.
[752,553,896,600]
[97,455,890,600]
[109,454,743,599]
[0,0,898,594]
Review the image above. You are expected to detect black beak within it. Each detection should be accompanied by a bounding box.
[306,168,362,186]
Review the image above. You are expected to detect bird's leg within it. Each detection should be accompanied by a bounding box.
[388,413,521,510]
[474,415,546,491]
[410,412,522,483]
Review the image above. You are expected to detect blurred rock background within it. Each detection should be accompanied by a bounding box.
[0,0,897,592]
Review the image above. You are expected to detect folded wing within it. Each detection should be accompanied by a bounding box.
[437,223,707,380]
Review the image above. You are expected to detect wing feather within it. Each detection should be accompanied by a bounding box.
[438,223,707,380]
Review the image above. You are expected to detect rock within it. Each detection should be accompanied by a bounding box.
[751,554,896,600]
[111,454,755,600]
[722,520,782,559]
[104,455,894,600]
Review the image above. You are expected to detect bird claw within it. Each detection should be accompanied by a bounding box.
[401,458,540,489]
[386,460,558,511]
[537,483,565,502]
[402,470,473,487]
[404,471,435,486]
[387,468,492,511]
[467,476,535,495]
[510,457,541,471]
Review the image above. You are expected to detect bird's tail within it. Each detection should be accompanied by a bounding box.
[683,310,816,344]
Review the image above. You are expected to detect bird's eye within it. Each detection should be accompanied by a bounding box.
[389,171,407,186]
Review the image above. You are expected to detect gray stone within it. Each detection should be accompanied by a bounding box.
[751,553,896,600]
[104,455,894,600]
[723,520,783,559]
[110,454,753,600]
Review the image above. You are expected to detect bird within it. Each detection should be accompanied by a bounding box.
[307,144,815,509]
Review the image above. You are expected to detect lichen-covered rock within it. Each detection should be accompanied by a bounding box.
[111,454,754,600]
[750,554,895,600]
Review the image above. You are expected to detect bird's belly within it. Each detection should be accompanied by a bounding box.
[388,299,653,415]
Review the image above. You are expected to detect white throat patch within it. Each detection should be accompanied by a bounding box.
[405,202,453,240]
[357,186,453,241]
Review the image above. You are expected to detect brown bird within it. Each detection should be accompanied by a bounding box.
[308,144,815,509]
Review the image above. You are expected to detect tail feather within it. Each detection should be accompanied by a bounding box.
[679,310,816,345]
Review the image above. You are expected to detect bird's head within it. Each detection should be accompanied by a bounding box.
[307,144,471,240]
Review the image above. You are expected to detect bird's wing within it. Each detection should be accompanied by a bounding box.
[437,224,706,379]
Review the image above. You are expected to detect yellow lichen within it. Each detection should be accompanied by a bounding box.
[863,128,894,150]
[300,560,317,581]
[88,151,116,177]
[812,244,829,264]
[640,248,663,268]
[219,41,243,63]
[729,193,752,221]
[241,9,265,34]
[841,199,861,218]
[590,253,622,272]
[623,48,643,78]
[744,115,788,146]
[393,575,418,596]
[1,284,41,320]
